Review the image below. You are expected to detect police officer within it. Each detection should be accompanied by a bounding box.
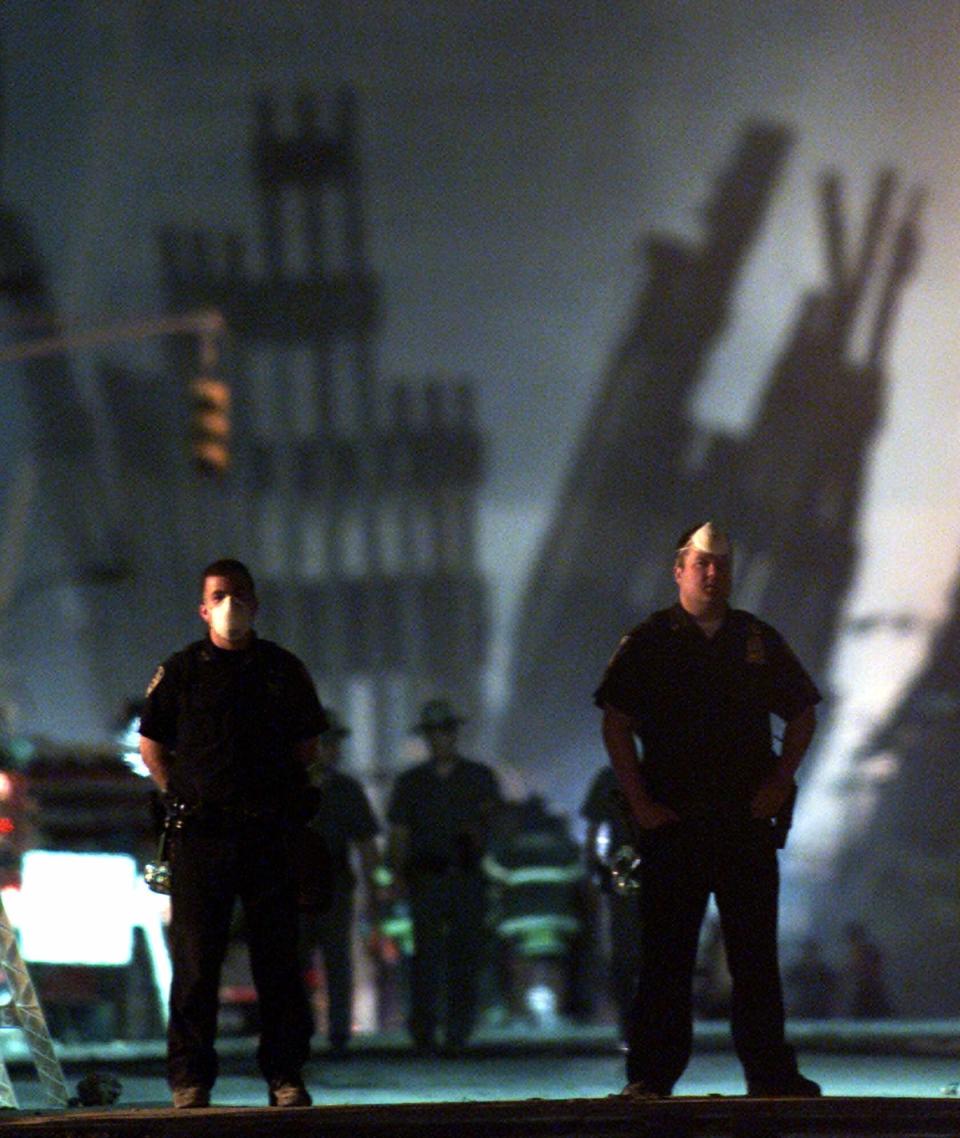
[595,523,822,1099]
[299,710,381,1058]
[139,558,327,1109]
[386,699,502,1054]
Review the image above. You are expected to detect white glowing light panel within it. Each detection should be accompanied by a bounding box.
[12,851,138,966]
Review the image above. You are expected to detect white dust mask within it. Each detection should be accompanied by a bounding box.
[210,597,252,642]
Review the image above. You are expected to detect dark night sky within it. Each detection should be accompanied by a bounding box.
[2,3,960,833]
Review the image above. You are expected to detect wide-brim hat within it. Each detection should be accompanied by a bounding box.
[411,698,466,733]
[321,709,351,739]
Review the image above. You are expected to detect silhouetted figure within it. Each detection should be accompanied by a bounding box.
[298,710,381,1058]
[784,938,838,1019]
[596,523,822,1100]
[844,922,893,1018]
[580,765,642,1038]
[386,699,502,1054]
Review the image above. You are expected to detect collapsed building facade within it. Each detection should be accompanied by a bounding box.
[826,591,960,1013]
[0,203,128,740]
[0,89,488,795]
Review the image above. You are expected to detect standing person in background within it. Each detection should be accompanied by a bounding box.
[596,523,822,1100]
[784,938,838,1019]
[139,558,327,1110]
[299,710,382,1058]
[484,793,584,1026]
[844,922,893,1018]
[386,699,502,1055]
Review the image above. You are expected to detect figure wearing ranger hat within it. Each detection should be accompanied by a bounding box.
[595,523,822,1100]
[386,698,502,1054]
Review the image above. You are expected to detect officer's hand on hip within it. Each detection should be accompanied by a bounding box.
[633,799,681,830]
[750,773,793,819]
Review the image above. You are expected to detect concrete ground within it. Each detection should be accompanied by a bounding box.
[4,1021,960,1110]
[44,1050,960,1110]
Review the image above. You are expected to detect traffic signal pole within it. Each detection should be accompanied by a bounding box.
[0,308,230,474]
[0,308,225,366]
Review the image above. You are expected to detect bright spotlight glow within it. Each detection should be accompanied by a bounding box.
[7,850,138,965]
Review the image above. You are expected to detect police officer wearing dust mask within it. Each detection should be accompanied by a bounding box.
[139,558,328,1110]
[595,523,822,1100]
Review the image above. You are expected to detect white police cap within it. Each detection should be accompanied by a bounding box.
[683,522,731,557]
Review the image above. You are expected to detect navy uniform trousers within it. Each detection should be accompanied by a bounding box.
[627,818,800,1093]
[168,817,313,1091]
[407,867,488,1049]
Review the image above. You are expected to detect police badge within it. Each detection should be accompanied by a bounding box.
[145,665,165,696]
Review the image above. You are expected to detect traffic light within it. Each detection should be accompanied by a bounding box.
[190,376,230,475]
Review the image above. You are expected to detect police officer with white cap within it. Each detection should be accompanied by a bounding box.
[595,523,822,1100]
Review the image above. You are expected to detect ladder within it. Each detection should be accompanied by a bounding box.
[0,893,69,1109]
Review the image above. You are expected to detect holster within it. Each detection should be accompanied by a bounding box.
[771,780,798,849]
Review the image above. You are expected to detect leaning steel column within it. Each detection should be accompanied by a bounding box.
[0,893,69,1108]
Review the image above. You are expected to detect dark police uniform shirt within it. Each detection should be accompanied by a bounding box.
[387,757,501,874]
[594,604,821,819]
[308,769,380,888]
[139,634,328,814]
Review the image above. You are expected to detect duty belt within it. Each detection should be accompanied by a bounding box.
[172,797,287,825]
